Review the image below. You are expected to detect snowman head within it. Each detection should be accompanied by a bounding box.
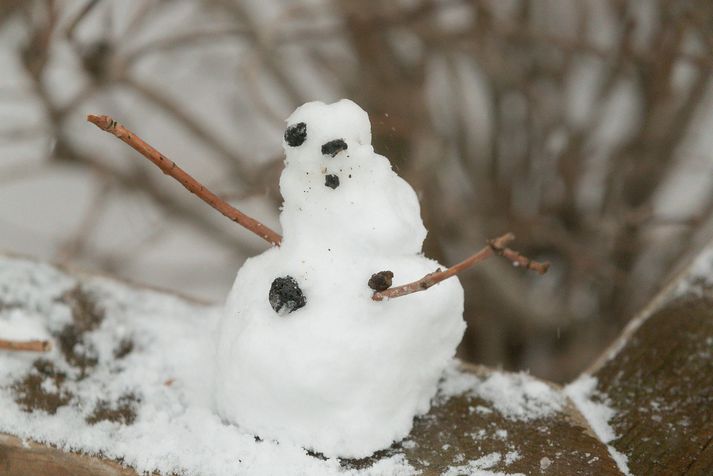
[278,99,422,254]
[282,100,372,189]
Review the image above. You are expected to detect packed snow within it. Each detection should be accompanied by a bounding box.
[0,255,577,475]
[676,244,713,297]
[439,361,564,421]
[215,100,465,458]
[0,100,604,474]
[0,100,468,473]
[565,375,631,476]
[442,452,524,476]
[0,257,421,475]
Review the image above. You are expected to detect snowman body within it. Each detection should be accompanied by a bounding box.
[214,100,465,458]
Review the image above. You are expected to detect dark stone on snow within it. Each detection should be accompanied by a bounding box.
[284,122,307,147]
[321,139,347,157]
[325,174,340,189]
[368,271,394,292]
[269,276,306,314]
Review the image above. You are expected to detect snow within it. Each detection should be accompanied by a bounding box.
[475,373,564,421]
[0,100,571,473]
[504,451,521,465]
[215,100,465,458]
[0,308,51,342]
[0,256,422,476]
[565,375,632,476]
[278,99,427,255]
[0,254,571,475]
[439,361,564,421]
[442,452,524,476]
[676,244,713,297]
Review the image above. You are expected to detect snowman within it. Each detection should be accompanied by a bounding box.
[214,99,465,458]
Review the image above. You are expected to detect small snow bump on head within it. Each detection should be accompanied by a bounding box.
[284,122,307,147]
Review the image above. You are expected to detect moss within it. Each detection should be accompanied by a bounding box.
[12,359,73,414]
[86,392,139,425]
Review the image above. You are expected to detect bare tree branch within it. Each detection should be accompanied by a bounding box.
[87,114,282,246]
[373,233,549,301]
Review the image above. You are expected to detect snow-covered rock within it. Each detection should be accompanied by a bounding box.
[0,255,623,475]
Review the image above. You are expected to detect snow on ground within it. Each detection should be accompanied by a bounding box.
[439,360,564,421]
[0,256,552,476]
[565,375,631,476]
[442,452,524,476]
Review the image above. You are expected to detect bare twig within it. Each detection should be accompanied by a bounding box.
[372,233,550,301]
[87,114,282,246]
[487,235,551,274]
[0,338,52,352]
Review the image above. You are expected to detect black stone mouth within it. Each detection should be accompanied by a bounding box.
[321,139,347,157]
[325,174,340,189]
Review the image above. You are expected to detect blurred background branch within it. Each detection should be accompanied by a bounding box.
[2,0,713,381]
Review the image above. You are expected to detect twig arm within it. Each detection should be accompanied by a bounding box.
[86,114,282,246]
[0,338,52,352]
[487,235,550,274]
[372,233,550,301]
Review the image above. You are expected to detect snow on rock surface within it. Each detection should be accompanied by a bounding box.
[442,452,525,476]
[439,361,564,421]
[215,99,465,458]
[0,257,419,476]
[0,256,624,475]
[565,375,632,476]
[676,244,713,296]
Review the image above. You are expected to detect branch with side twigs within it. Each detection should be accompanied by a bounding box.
[87,114,283,246]
[372,233,550,301]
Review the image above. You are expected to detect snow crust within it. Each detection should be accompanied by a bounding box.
[215,100,465,458]
[565,375,631,476]
[0,256,588,475]
[439,362,564,421]
[442,452,524,476]
[676,244,713,297]
[0,257,420,476]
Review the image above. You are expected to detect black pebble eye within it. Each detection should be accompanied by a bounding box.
[269,276,306,315]
[321,139,347,157]
[284,122,307,147]
[325,174,340,189]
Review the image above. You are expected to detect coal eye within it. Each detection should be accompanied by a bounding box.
[321,139,347,157]
[284,122,307,147]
